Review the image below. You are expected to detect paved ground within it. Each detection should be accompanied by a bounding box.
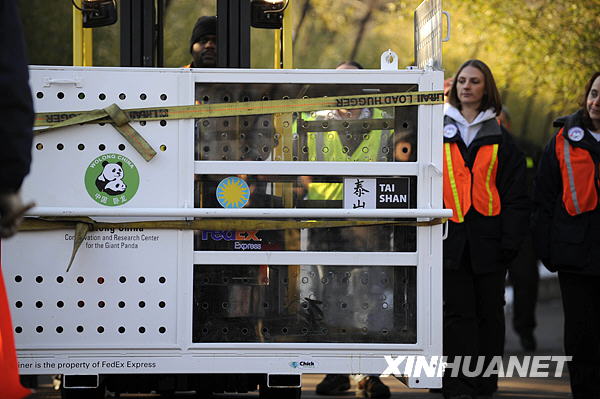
[28,278,570,398]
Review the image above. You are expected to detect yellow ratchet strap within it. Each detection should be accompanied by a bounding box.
[36,104,157,162]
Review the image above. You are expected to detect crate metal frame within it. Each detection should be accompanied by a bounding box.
[3,66,445,388]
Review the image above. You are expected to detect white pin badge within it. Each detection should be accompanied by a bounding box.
[568,127,584,142]
[444,124,458,138]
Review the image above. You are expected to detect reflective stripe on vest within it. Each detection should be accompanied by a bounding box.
[555,128,598,215]
[443,142,501,223]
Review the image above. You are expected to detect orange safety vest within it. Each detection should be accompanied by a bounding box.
[555,128,598,215]
[443,142,501,223]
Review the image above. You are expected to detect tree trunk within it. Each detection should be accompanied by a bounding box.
[349,0,378,61]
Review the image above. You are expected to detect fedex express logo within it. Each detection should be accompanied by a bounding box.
[201,230,262,250]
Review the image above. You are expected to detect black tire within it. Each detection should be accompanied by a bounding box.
[60,386,106,399]
[259,385,301,399]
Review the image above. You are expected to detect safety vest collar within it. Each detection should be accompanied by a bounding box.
[557,110,600,154]
[443,116,502,145]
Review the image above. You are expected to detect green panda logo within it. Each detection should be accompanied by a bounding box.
[85,154,140,206]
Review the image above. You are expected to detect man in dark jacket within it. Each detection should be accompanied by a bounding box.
[0,0,34,238]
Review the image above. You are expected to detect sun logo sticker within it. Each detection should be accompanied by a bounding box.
[216,176,250,208]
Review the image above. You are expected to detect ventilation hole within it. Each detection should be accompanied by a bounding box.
[36,276,43,283]
[223,96,230,102]
[77,276,84,284]
[222,327,229,334]
[242,96,250,102]
[99,93,106,100]
[222,145,229,153]
[77,300,85,308]
[97,277,104,284]
[15,301,22,308]
[160,144,167,152]
[14,275,22,283]
[262,120,269,127]
[301,328,308,334]
[140,93,147,100]
[119,276,126,283]
[57,143,64,150]
[15,326,22,333]
[222,302,229,309]
[202,328,209,334]
[36,326,44,333]
[160,94,167,101]
[158,301,166,308]
[262,302,269,309]
[403,122,409,128]
[78,92,85,100]
[98,144,106,151]
[202,96,209,103]
[98,301,105,308]
[160,120,167,127]
[159,327,166,334]
[36,92,44,99]
[159,277,166,284]
[57,92,64,99]
[203,146,210,152]
[138,276,145,283]
[119,93,126,100]
[262,96,269,101]
[138,301,146,308]
[76,326,84,333]
[118,326,125,333]
[140,121,146,126]
[35,143,43,150]
[118,144,126,151]
[57,301,64,308]
[281,327,288,334]
[118,301,126,308]
[99,122,105,126]
[139,326,146,333]
[97,326,104,333]
[78,144,85,151]
[201,303,208,310]
[35,301,43,308]
[56,276,64,283]
[282,96,290,100]
[241,328,248,335]
[56,326,63,333]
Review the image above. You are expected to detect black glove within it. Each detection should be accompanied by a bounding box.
[0,192,34,238]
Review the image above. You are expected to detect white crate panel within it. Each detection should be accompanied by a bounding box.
[4,230,178,348]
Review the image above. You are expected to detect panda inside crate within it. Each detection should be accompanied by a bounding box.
[95,161,127,196]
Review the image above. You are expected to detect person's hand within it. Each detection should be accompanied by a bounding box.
[0,192,34,238]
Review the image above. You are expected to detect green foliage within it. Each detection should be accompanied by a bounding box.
[17,0,599,146]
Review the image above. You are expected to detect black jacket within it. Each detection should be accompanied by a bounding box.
[532,110,600,275]
[443,116,530,273]
[0,0,33,193]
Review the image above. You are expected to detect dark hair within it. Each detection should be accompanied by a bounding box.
[582,72,600,130]
[448,59,502,115]
[336,60,364,69]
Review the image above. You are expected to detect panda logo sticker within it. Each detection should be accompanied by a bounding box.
[216,176,250,208]
[567,127,584,142]
[444,124,458,138]
[85,154,140,206]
